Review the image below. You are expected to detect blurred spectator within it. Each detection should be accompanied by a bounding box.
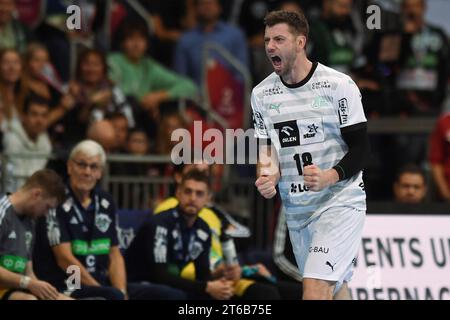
[126,169,255,300]
[21,42,79,141]
[86,119,117,153]
[393,164,427,204]
[138,0,196,67]
[35,0,104,81]
[153,163,301,299]
[174,0,249,87]
[429,112,450,201]
[0,0,32,53]
[3,94,52,192]
[156,112,187,156]
[394,0,449,116]
[33,140,187,300]
[107,112,129,153]
[309,0,364,75]
[22,43,61,108]
[108,20,198,123]
[126,128,150,156]
[0,48,25,133]
[73,49,136,128]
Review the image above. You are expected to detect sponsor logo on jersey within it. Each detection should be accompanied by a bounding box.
[298,118,325,145]
[311,80,331,90]
[309,246,330,254]
[8,230,16,239]
[312,96,330,109]
[268,103,282,113]
[70,216,78,225]
[290,183,309,193]
[326,261,336,272]
[338,98,349,125]
[263,80,284,96]
[304,123,319,139]
[95,213,112,233]
[274,120,300,148]
[253,111,267,136]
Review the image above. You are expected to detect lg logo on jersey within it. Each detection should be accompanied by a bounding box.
[290,183,309,193]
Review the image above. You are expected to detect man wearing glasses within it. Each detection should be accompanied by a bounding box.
[33,140,186,300]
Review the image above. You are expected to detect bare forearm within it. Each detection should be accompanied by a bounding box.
[257,144,279,177]
[0,267,23,289]
[109,254,127,292]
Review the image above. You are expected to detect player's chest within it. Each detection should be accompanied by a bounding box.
[262,94,338,148]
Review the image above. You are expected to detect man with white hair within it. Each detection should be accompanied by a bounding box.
[33,140,187,300]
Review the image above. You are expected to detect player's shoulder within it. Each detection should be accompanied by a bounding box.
[252,72,280,95]
[0,194,13,225]
[316,63,354,85]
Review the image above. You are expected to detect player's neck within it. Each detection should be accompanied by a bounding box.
[282,56,313,85]
[8,192,27,216]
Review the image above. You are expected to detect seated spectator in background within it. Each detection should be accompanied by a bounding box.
[126,169,238,300]
[394,0,449,116]
[0,169,71,300]
[73,49,136,128]
[20,43,79,149]
[108,20,198,124]
[127,128,150,156]
[106,112,129,154]
[153,164,300,299]
[309,0,364,75]
[0,48,25,134]
[429,112,450,201]
[86,119,117,154]
[22,43,75,117]
[174,0,249,87]
[3,94,52,192]
[393,164,427,204]
[33,140,187,300]
[0,0,32,53]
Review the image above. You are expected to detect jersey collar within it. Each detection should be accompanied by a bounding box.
[280,61,318,89]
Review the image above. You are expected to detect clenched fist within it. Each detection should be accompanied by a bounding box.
[303,165,339,192]
[255,168,280,199]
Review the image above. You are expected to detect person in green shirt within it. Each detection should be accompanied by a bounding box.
[107,21,198,121]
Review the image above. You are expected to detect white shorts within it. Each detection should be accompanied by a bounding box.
[288,206,365,293]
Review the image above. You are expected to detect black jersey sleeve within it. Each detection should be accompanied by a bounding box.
[333,122,371,181]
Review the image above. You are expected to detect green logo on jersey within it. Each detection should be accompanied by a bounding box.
[269,103,282,113]
[312,97,330,109]
[0,255,27,274]
[71,238,111,256]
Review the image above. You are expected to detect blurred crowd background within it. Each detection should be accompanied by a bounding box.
[0,0,449,208]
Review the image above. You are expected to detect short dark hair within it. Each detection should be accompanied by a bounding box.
[119,20,149,45]
[395,164,426,184]
[23,93,49,114]
[22,169,66,204]
[264,10,309,40]
[180,168,211,190]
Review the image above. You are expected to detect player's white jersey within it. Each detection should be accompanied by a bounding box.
[251,62,367,230]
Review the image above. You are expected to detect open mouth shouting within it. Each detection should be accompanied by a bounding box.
[271,55,282,72]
